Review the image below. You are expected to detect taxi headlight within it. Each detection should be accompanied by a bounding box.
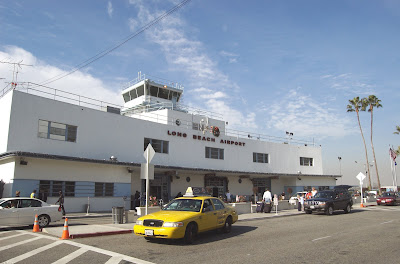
[136,220,143,225]
[163,222,184,227]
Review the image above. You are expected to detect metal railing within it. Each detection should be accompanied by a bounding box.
[121,72,184,91]
[1,82,317,146]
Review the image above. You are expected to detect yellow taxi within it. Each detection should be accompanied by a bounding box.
[133,187,238,244]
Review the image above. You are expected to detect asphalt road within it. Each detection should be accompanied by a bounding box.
[1,207,399,264]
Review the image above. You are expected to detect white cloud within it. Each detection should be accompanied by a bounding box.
[265,89,355,138]
[0,46,123,107]
[126,0,249,125]
[107,1,113,18]
[128,18,138,32]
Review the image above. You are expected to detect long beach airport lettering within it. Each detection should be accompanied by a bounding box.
[167,130,245,147]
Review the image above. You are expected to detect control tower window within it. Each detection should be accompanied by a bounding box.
[158,87,169,100]
[136,85,144,97]
[130,89,138,99]
[123,92,130,103]
[150,86,158,97]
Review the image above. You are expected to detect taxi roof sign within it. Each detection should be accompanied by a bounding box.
[184,187,211,197]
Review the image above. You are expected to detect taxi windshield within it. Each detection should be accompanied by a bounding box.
[162,199,202,212]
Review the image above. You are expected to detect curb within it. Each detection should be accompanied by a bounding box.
[238,212,304,222]
[69,229,133,239]
[63,214,112,219]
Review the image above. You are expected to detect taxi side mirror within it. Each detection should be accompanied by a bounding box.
[203,207,210,213]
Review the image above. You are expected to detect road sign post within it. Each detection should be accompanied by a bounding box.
[356,172,366,207]
[142,144,155,215]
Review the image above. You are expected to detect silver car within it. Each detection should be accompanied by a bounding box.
[0,197,63,228]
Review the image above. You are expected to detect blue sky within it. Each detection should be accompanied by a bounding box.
[1,0,399,187]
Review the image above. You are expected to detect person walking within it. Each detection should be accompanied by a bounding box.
[30,189,37,198]
[55,191,66,216]
[226,190,232,203]
[263,188,272,203]
[15,191,20,197]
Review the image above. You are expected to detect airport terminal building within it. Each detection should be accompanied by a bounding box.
[0,74,339,212]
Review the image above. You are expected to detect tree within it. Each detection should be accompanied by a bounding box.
[394,125,400,135]
[363,95,382,194]
[347,97,372,190]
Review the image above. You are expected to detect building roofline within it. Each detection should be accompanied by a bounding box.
[0,151,340,178]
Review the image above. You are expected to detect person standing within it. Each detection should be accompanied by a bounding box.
[226,190,232,203]
[299,194,305,211]
[311,187,318,197]
[263,188,272,203]
[55,191,65,216]
[134,190,140,211]
[30,189,37,198]
[15,191,21,197]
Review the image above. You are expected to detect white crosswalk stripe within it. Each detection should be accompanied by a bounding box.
[0,236,41,252]
[0,230,155,264]
[4,240,63,263]
[0,233,25,241]
[51,248,88,264]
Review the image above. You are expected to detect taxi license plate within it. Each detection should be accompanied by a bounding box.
[145,229,154,236]
[310,206,315,209]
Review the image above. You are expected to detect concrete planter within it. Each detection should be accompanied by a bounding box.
[228,202,252,214]
[136,206,161,216]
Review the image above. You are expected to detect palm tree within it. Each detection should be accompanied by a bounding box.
[347,97,372,190]
[394,125,400,135]
[364,95,382,194]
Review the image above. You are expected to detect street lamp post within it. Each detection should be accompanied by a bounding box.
[286,131,294,144]
[338,157,342,184]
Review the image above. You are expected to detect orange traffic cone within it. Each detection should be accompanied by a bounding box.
[360,203,365,208]
[60,218,70,240]
[32,214,40,232]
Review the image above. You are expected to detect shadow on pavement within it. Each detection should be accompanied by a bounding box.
[143,225,257,246]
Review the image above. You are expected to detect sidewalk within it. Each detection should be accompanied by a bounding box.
[42,203,376,239]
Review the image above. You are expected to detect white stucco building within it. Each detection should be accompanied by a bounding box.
[0,74,339,212]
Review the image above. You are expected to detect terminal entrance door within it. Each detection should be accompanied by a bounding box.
[141,174,171,205]
[205,176,227,198]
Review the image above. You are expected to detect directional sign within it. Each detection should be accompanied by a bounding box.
[356,172,366,183]
[141,163,154,180]
[144,144,155,163]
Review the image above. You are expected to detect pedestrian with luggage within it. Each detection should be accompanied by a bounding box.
[55,191,66,216]
[299,194,305,211]
[263,188,272,213]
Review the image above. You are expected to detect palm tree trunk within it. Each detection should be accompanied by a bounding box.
[370,108,381,194]
[357,110,372,190]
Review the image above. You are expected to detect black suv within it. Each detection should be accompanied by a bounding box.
[304,187,353,215]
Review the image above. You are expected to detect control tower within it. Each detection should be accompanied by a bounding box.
[121,72,184,116]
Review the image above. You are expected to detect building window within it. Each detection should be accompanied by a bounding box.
[253,152,269,163]
[95,182,114,197]
[40,181,75,197]
[144,138,169,154]
[205,147,224,160]
[38,120,77,142]
[300,157,313,166]
[192,123,200,131]
[65,181,75,197]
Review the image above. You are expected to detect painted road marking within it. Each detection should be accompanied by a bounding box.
[5,240,63,263]
[105,256,124,264]
[16,230,155,264]
[312,236,331,242]
[380,220,394,224]
[0,233,25,241]
[0,236,41,252]
[52,247,88,264]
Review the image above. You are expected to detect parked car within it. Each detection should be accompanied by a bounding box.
[304,187,353,215]
[0,197,63,228]
[288,191,308,205]
[376,192,400,206]
[134,194,238,244]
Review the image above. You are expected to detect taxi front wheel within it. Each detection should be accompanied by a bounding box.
[221,216,232,233]
[184,223,197,244]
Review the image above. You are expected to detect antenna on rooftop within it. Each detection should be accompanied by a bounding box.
[0,60,33,88]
